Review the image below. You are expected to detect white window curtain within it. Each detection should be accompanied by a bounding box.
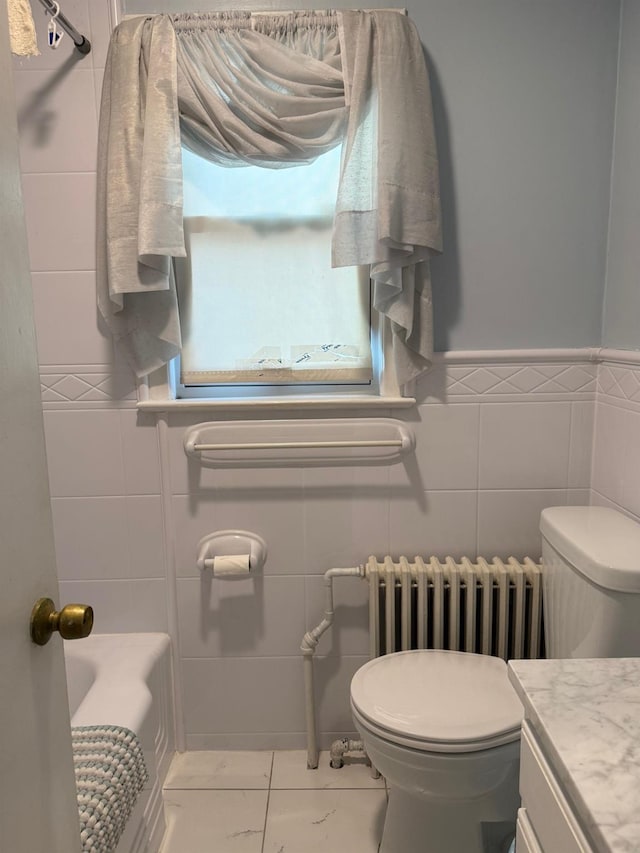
[96,9,442,386]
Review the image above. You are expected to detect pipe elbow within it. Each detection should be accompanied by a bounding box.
[301,632,318,653]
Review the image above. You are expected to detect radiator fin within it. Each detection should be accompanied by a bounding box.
[366,556,544,661]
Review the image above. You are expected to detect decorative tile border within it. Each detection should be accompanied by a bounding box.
[598,363,640,403]
[40,366,136,408]
[418,351,598,403]
[39,348,640,409]
[446,363,597,397]
[419,348,640,404]
[597,363,640,413]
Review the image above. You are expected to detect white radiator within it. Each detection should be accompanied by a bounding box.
[365,556,544,661]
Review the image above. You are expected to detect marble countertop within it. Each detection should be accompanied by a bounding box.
[508,658,640,853]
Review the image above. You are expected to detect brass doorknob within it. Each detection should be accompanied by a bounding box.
[30,598,94,646]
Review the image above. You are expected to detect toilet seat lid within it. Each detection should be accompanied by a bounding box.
[350,650,523,750]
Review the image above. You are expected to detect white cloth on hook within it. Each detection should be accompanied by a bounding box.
[7,0,39,56]
[96,10,442,386]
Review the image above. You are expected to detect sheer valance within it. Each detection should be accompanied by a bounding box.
[96,9,442,386]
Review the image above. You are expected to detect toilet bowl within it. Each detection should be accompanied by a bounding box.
[351,649,522,853]
[350,507,640,853]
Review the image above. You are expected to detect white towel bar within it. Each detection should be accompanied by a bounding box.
[183,418,415,465]
[192,439,404,452]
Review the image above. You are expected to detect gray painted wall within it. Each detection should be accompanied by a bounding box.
[128,0,621,352]
[603,0,640,350]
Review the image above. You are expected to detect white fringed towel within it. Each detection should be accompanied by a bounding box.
[72,725,148,853]
[7,0,39,56]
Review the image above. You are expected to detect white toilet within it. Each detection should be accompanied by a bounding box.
[350,506,640,853]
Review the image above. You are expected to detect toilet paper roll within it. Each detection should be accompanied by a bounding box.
[212,554,250,577]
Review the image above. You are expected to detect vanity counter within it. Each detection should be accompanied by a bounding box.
[508,658,640,853]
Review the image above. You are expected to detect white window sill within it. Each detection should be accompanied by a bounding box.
[138,339,414,413]
[136,394,415,413]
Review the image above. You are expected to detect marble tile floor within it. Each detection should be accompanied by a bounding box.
[159,749,387,853]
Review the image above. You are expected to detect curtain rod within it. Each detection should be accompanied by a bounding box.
[36,0,91,53]
[123,8,407,22]
[250,7,406,14]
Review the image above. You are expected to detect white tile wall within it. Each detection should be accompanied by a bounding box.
[567,488,591,506]
[185,733,313,752]
[86,0,115,67]
[477,489,568,560]
[314,654,370,734]
[403,403,480,490]
[21,173,97,271]
[181,657,307,737]
[52,495,165,579]
[389,490,479,559]
[58,578,168,632]
[172,491,306,578]
[478,402,572,489]
[39,357,599,740]
[44,409,125,496]
[592,363,640,519]
[592,402,628,505]
[14,68,98,174]
[303,489,390,574]
[119,410,162,494]
[176,575,306,658]
[568,401,595,488]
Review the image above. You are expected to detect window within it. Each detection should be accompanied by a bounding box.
[174,146,377,400]
[98,11,438,411]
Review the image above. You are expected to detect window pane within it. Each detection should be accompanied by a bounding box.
[177,149,372,386]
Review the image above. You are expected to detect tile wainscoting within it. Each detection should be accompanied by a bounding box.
[36,347,640,748]
[592,354,640,521]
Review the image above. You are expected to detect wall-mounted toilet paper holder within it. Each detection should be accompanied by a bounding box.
[196,530,268,576]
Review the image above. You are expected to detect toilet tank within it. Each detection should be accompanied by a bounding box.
[540,506,640,659]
